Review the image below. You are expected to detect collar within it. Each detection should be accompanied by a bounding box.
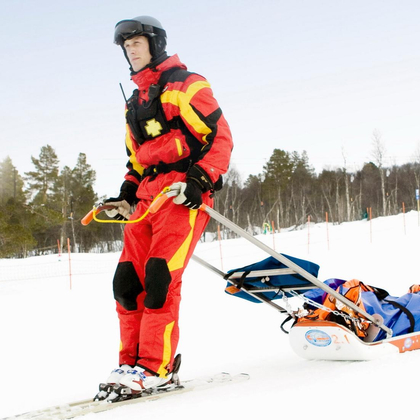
[130,54,187,91]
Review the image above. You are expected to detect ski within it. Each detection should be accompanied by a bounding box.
[2,373,249,420]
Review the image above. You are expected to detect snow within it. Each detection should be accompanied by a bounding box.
[1,211,420,419]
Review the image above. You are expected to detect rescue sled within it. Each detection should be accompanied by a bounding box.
[189,203,420,361]
[84,186,420,361]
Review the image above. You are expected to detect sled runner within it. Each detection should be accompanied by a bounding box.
[83,184,420,361]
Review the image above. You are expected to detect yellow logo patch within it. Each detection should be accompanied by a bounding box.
[145,118,163,137]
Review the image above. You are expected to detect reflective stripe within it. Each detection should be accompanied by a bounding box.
[125,114,145,176]
[167,210,198,272]
[175,138,183,156]
[157,321,175,377]
[161,80,212,145]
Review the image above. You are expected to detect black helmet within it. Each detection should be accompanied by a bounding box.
[114,16,167,60]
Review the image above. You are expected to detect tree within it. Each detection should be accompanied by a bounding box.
[289,150,316,224]
[0,157,35,257]
[49,153,98,252]
[25,145,60,205]
[242,174,264,232]
[0,156,25,204]
[68,153,98,252]
[370,130,387,216]
[262,149,293,228]
[24,145,63,253]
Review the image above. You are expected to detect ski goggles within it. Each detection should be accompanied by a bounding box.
[114,20,166,45]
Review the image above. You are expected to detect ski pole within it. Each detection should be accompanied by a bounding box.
[81,205,116,226]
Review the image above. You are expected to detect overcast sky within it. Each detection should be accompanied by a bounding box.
[2,0,420,197]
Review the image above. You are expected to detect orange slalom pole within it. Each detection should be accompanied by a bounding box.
[67,238,72,290]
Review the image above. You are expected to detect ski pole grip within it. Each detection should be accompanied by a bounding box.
[81,209,95,226]
[149,194,169,214]
[81,205,115,225]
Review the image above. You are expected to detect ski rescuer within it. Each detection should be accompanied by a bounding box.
[99,16,233,397]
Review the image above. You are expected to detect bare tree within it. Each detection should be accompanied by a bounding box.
[342,148,352,221]
[413,142,420,189]
[371,130,387,216]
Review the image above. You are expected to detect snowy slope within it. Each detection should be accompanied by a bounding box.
[1,212,420,419]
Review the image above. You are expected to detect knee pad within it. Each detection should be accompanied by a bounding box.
[144,258,172,309]
[113,261,144,310]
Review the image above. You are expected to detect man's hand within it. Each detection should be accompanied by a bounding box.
[172,181,203,210]
[104,195,132,220]
[104,181,138,220]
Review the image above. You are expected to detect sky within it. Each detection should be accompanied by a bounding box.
[1,210,420,419]
[2,0,420,198]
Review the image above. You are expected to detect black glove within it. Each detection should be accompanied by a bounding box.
[173,165,219,209]
[104,181,138,220]
[173,181,203,209]
[186,165,214,192]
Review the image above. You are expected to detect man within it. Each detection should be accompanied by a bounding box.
[99,16,233,398]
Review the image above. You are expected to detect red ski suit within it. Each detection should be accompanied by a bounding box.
[113,54,232,377]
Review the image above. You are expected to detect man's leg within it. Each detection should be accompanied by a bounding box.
[137,200,210,376]
[113,203,152,366]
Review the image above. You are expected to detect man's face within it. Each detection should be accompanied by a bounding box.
[124,35,152,72]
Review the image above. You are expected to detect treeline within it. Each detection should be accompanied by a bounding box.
[1,137,420,258]
[212,139,420,233]
[0,145,122,258]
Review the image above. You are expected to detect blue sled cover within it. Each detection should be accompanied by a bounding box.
[224,254,320,303]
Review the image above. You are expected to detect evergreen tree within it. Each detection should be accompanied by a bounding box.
[0,156,25,204]
[262,149,294,228]
[68,153,98,252]
[25,145,60,205]
[0,157,35,257]
[24,145,63,253]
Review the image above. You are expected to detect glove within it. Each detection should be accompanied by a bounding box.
[173,181,203,210]
[104,181,138,220]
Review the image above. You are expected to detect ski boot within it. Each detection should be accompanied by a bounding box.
[93,364,132,401]
[107,354,182,403]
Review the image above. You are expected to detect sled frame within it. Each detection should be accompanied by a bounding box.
[196,204,393,338]
[191,254,307,314]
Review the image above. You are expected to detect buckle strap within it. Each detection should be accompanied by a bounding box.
[142,159,193,180]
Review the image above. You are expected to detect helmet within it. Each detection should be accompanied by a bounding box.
[114,16,167,59]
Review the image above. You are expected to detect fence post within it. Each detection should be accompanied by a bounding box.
[67,238,72,290]
[217,225,223,271]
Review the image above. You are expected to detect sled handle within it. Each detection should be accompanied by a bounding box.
[81,205,116,226]
[149,194,170,213]
[149,194,208,214]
